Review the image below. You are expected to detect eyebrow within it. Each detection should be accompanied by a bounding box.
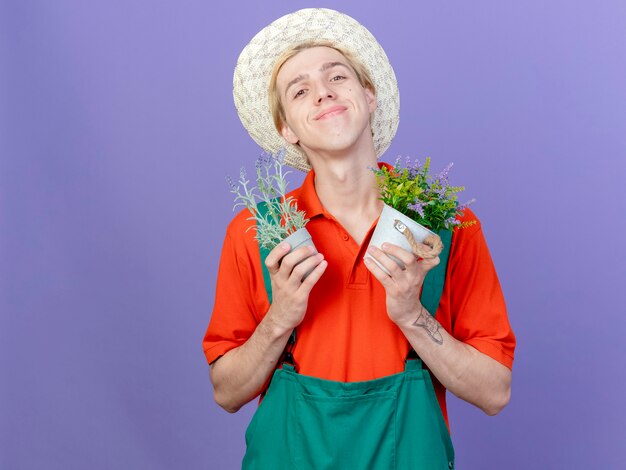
[283,62,352,98]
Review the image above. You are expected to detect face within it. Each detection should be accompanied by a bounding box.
[275,47,377,157]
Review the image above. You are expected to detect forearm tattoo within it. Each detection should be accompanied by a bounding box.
[413,305,443,345]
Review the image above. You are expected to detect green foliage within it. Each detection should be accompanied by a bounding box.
[372,157,474,232]
[228,151,309,249]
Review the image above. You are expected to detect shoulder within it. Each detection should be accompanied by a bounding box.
[447,207,496,269]
[221,207,260,261]
[225,206,255,237]
[452,207,483,242]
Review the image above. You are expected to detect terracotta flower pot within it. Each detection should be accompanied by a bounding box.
[365,204,436,275]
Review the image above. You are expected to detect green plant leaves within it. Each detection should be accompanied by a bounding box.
[372,157,471,232]
[230,151,309,249]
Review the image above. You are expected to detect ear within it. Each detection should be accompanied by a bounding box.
[281,123,299,145]
[365,87,377,114]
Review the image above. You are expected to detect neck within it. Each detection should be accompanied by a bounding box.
[313,159,380,212]
[309,154,383,244]
[305,131,379,209]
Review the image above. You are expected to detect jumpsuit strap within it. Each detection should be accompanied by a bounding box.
[280,328,298,370]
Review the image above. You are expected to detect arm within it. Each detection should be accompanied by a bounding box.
[365,243,511,416]
[210,242,327,413]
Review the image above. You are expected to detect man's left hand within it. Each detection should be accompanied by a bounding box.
[364,242,439,326]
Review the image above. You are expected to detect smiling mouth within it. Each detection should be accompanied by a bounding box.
[315,106,348,120]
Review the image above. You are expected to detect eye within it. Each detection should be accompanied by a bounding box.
[293,89,306,99]
[330,75,346,82]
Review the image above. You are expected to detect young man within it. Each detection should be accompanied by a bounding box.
[204,9,515,469]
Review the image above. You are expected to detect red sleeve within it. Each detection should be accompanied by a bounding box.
[444,209,516,369]
[202,213,270,365]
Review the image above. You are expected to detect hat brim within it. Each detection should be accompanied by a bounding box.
[233,8,400,172]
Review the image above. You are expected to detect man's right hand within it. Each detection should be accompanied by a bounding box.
[264,241,327,334]
[210,241,326,413]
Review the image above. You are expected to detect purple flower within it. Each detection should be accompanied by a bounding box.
[423,185,446,199]
[436,162,454,182]
[257,152,272,169]
[395,156,421,175]
[226,175,237,191]
[457,198,476,211]
[275,148,286,165]
[445,216,461,227]
[409,200,426,217]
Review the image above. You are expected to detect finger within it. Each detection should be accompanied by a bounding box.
[414,255,441,275]
[288,252,325,286]
[280,245,318,276]
[299,258,328,293]
[381,242,440,279]
[264,242,291,275]
[363,255,393,287]
[366,245,405,277]
[380,242,417,266]
[418,235,443,259]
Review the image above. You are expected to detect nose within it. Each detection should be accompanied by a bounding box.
[315,83,335,104]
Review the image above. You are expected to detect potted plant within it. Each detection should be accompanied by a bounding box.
[228,149,315,254]
[366,157,475,273]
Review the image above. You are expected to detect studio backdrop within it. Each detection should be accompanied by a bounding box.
[1,1,625,469]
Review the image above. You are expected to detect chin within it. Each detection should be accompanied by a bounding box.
[311,135,362,153]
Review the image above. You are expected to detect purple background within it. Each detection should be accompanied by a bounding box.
[2,1,625,469]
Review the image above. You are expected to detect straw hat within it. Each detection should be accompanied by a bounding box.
[233,8,400,172]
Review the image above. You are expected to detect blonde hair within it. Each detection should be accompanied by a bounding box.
[268,41,376,133]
